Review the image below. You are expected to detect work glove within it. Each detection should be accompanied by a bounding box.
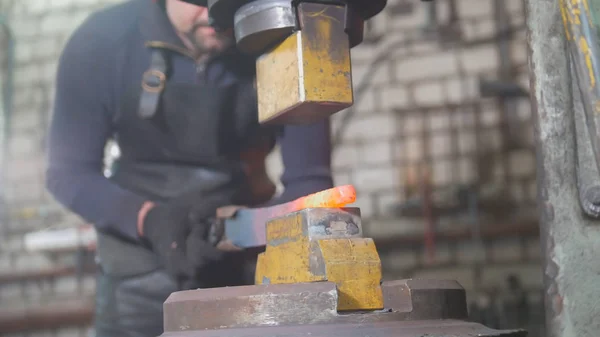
[141,194,230,288]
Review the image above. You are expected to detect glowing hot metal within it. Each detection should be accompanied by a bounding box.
[215,185,356,248]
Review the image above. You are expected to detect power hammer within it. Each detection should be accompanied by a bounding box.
[180,0,387,124]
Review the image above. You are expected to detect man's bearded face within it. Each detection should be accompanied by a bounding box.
[165,0,233,55]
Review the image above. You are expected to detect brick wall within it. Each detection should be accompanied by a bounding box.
[1,1,121,336]
[0,0,543,336]
[330,0,543,334]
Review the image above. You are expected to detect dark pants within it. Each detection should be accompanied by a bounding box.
[94,268,177,337]
[92,233,259,337]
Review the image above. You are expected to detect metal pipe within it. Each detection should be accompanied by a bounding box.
[526,1,600,336]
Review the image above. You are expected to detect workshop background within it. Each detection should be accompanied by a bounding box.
[0,0,543,336]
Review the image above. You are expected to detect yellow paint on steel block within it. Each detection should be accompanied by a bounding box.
[255,209,383,311]
[256,3,353,123]
[256,33,301,123]
[255,212,324,285]
[317,239,383,311]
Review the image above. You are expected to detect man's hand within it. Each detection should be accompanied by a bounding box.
[138,196,228,287]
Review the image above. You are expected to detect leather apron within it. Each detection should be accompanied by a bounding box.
[92,49,273,337]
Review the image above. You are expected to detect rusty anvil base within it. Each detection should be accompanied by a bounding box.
[161,280,526,337]
[162,208,526,337]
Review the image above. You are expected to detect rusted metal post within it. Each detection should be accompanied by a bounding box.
[526,1,600,336]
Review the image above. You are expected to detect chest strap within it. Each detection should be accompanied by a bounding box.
[138,49,170,119]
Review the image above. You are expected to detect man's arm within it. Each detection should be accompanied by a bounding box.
[268,119,334,204]
[46,23,147,240]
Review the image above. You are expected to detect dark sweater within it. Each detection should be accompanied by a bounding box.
[46,0,333,240]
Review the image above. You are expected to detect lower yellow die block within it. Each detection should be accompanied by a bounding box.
[254,208,383,311]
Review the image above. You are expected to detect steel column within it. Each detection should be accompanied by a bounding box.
[526,1,600,336]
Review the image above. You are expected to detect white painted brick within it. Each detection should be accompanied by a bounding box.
[492,161,505,180]
[463,19,496,42]
[458,157,477,184]
[432,159,453,186]
[358,140,393,165]
[509,183,524,202]
[6,156,43,181]
[333,171,353,187]
[420,242,455,266]
[491,239,524,262]
[452,109,476,128]
[517,72,531,97]
[403,114,424,135]
[330,109,347,132]
[10,1,30,16]
[392,139,404,161]
[13,64,42,88]
[3,236,24,252]
[410,38,439,55]
[14,40,36,65]
[481,107,500,126]
[375,190,402,216]
[458,130,476,154]
[414,81,445,106]
[342,114,397,142]
[83,274,96,293]
[0,254,15,270]
[51,0,76,9]
[379,84,411,111]
[353,166,399,192]
[396,51,458,82]
[517,98,532,121]
[12,110,42,131]
[55,276,84,295]
[430,133,452,157]
[457,241,485,264]
[367,217,422,238]
[481,264,543,289]
[7,181,45,203]
[12,87,34,110]
[480,128,502,151]
[64,10,94,33]
[461,45,498,74]
[25,0,53,14]
[382,250,418,273]
[352,58,391,86]
[505,0,525,15]
[428,111,451,131]
[446,78,464,104]
[390,2,425,30]
[412,266,476,290]
[15,254,52,270]
[457,0,492,18]
[405,137,423,162]
[40,13,77,36]
[364,8,388,39]
[54,328,85,337]
[511,41,528,66]
[34,36,65,60]
[26,330,54,337]
[353,88,377,114]
[509,150,535,177]
[0,284,26,302]
[332,144,359,169]
[353,193,374,218]
[9,134,39,155]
